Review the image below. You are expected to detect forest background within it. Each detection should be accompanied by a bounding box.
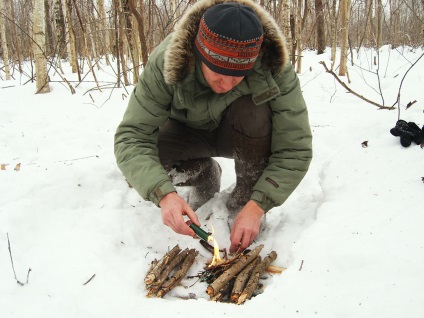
[0,0,423,93]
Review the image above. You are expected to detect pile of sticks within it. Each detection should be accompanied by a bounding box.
[144,245,198,298]
[143,243,280,303]
[204,244,278,304]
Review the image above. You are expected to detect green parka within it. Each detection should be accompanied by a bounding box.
[114,0,312,212]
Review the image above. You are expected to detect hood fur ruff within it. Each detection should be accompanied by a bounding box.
[163,0,289,85]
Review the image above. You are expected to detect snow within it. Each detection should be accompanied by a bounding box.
[1,46,423,317]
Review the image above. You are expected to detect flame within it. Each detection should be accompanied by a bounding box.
[207,225,222,267]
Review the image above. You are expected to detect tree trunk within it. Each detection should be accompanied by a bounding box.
[128,0,149,67]
[339,0,350,76]
[65,0,79,78]
[375,0,382,50]
[0,0,11,80]
[44,0,54,56]
[280,0,292,60]
[114,0,129,86]
[33,0,50,93]
[7,0,22,73]
[54,0,67,59]
[364,0,372,47]
[122,0,139,84]
[330,0,338,69]
[295,0,303,73]
[97,0,110,65]
[315,0,326,54]
[71,0,101,90]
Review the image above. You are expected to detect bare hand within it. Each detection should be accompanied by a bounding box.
[229,200,264,253]
[159,192,199,237]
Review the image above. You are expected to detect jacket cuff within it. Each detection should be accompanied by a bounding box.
[251,190,275,213]
[148,182,177,207]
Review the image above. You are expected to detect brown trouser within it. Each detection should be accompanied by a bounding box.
[158,95,272,167]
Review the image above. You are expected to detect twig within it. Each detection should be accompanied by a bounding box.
[319,61,393,110]
[83,274,96,286]
[395,52,424,120]
[237,251,277,304]
[7,233,25,286]
[299,260,304,271]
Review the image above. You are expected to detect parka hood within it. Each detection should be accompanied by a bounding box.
[163,0,289,85]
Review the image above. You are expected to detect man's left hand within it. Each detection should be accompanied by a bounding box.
[229,200,264,253]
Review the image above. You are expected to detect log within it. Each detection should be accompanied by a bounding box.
[157,248,198,298]
[230,256,261,303]
[146,248,189,297]
[206,244,264,297]
[144,245,181,285]
[210,278,235,302]
[237,251,277,304]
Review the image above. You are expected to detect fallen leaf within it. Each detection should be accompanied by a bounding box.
[1,164,7,170]
[14,163,21,171]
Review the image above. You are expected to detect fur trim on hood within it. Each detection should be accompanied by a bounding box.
[163,0,289,85]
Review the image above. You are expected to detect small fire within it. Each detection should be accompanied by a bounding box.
[207,225,222,267]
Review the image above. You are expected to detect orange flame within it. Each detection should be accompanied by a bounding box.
[207,225,222,267]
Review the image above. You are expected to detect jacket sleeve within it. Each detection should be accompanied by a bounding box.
[114,49,176,206]
[250,64,313,212]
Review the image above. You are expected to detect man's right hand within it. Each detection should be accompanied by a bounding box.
[159,192,199,237]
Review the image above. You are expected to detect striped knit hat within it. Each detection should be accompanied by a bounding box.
[195,2,264,77]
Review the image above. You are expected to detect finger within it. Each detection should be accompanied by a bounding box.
[239,232,252,252]
[183,205,200,226]
[230,229,243,253]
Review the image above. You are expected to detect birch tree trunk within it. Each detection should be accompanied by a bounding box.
[0,0,10,80]
[33,0,50,93]
[280,0,292,58]
[339,0,350,76]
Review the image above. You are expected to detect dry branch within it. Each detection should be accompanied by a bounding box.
[266,265,286,274]
[157,248,198,298]
[237,251,277,304]
[319,61,393,110]
[144,245,181,285]
[206,244,264,297]
[230,256,261,303]
[146,248,190,297]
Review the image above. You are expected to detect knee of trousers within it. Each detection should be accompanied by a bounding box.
[225,95,272,138]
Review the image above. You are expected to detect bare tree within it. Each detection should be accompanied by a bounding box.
[315,0,326,54]
[44,0,54,56]
[65,0,79,77]
[375,0,382,49]
[339,0,351,76]
[0,0,10,80]
[330,0,338,68]
[54,0,67,59]
[97,0,111,65]
[33,0,50,93]
[128,0,149,67]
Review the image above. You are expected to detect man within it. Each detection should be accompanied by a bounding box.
[114,0,312,253]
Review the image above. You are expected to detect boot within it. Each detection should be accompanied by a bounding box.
[226,131,271,231]
[168,158,221,210]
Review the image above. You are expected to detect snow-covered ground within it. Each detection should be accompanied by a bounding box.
[1,46,423,317]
